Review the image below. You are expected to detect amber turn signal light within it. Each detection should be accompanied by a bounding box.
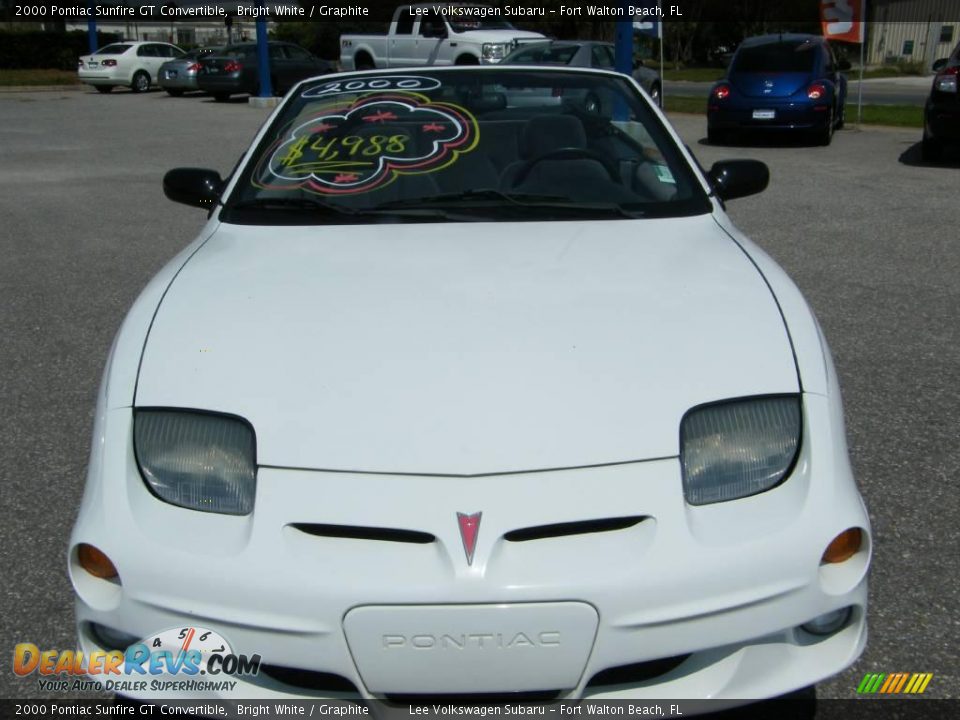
[821,528,862,564]
[77,543,119,580]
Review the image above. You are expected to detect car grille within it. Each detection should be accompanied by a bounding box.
[259,664,359,693]
[290,523,435,544]
[504,516,648,542]
[586,655,690,688]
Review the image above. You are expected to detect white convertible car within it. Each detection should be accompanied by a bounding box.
[70,66,871,703]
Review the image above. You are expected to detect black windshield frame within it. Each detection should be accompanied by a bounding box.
[220,69,712,226]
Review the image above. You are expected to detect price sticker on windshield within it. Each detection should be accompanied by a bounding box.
[257,93,479,195]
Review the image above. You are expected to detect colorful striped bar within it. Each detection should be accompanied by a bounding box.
[857,672,932,694]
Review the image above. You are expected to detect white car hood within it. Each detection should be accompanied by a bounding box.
[136,216,798,475]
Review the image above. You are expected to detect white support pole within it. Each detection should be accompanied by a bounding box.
[660,23,664,105]
[857,38,865,128]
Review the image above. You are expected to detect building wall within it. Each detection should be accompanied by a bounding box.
[868,1,960,68]
[63,20,266,48]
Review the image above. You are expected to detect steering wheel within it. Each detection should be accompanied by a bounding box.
[511,148,621,187]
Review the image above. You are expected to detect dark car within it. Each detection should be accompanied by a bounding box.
[502,40,662,106]
[922,41,960,161]
[159,47,222,96]
[707,34,849,145]
[197,42,334,102]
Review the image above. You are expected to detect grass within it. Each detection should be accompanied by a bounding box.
[663,95,923,129]
[857,60,928,79]
[664,95,708,114]
[0,65,924,129]
[0,69,79,87]
[659,67,727,82]
[656,65,929,83]
[857,67,911,79]
[845,104,923,127]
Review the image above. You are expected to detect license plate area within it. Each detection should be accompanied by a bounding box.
[343,603,598,694]
[752,109,776,120]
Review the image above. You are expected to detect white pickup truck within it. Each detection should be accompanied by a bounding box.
[340,4,545,70]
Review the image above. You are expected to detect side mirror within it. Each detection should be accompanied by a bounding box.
[163,168,223,209]
[707,160,769,201]
[838,59,852,71]
[932,58,948,72]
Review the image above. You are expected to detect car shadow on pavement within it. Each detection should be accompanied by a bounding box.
[83,87,150,95]
[898,141,960,168]
[697,132,835,149]
[200,95,252,104]
[154,90,205,97]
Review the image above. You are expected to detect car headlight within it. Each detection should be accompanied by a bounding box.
[481,43,511,62]
[680,396,801,506]
[134,410,256,515]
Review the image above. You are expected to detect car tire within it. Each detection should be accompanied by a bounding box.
[921,132,942,162]
[455,55,480,65]
[95,86,113,94]
[213,92,231,103]
[649,82,662,108]
[355,54,375,71]
[707,127,726,145]
[165,88,185,97]
[817,112,834,146]
[131,71,150,94]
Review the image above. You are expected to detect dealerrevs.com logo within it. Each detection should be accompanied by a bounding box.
[857,672,934,695]
[13,626,260,694]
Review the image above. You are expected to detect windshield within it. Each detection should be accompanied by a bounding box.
[449,19,515,31]
[732,41,817,73]
[222,69,710,225]
[95,44,131,55]
[505,44,579,65]
[442,6,515,32]
[222,45,254,57]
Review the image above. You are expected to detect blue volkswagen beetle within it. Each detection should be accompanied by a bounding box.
[707,34,850,145]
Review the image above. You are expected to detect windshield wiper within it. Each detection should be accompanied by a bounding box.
[376,189,569,209]
[227,192,643,222]
[228,197,361,215]
[377,190,645,218]
[226,196,465,221]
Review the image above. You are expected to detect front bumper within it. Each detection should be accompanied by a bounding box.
[925,97,960,142]
[709,101,833,132]
[70,393,870,701]
[78,69,127,86]
[160,71,200,91]
[197,74,247,95]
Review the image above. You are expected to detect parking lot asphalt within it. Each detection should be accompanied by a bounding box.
[1,87,957,701]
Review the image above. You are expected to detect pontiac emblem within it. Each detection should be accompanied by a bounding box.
[457,512,482,565]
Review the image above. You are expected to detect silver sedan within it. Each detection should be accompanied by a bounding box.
[158,47,222,96]
[502,40,662,106]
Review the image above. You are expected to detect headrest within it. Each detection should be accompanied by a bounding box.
[522,115,586,158]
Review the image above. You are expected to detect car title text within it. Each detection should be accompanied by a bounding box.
[401,4,682,18]
[11,4,371,19]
